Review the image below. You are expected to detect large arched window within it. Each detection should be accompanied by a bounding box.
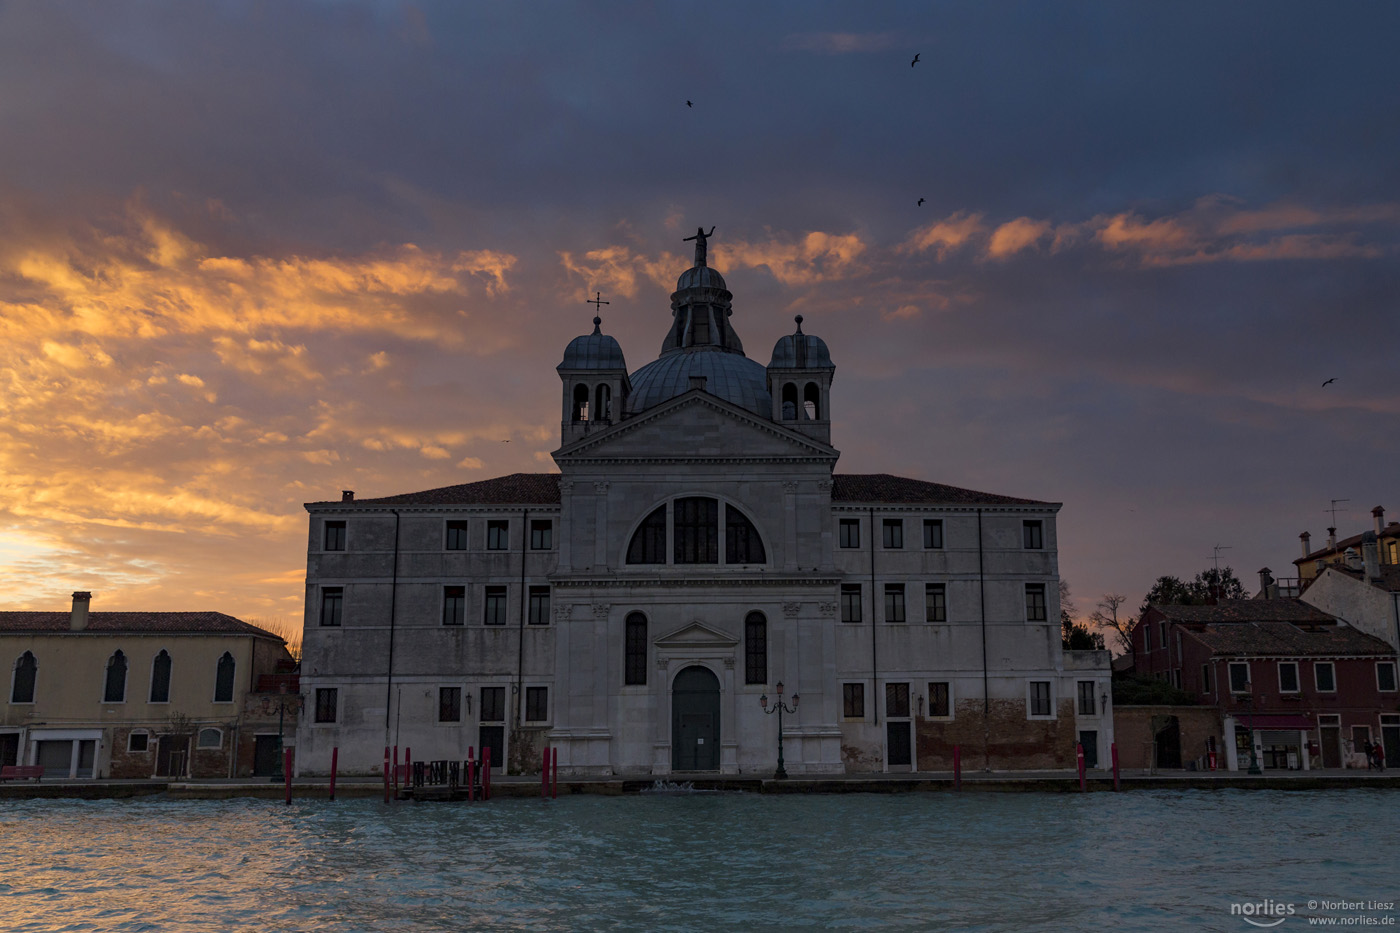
[11,651,36,703]
[674,497,719,564]
[595,384,612,421]
[626,506,667,564]
[624,613,648,686]
[781,382,799,420]
[803,382,821,420]
[103,650,128,703]
[725,505,766,564]
[745,612,767,685]
[149,650,171,703]
[214,652,236,703]
[572,384,590,421]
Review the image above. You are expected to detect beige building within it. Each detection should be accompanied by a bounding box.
[1,592,296,778]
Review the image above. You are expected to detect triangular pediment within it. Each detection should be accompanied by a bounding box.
[555,391,837,462]
[654,620,739,649]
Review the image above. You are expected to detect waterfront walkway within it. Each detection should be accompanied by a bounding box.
[3,768,1398,799]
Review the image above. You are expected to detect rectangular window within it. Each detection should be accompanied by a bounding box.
[528,587,550,625]
[884,584,906,623]
[886,682,910,718]
[445,520,469,550]
[486,520,509,550]
[840,584,862,623]
[1379,661,1398,692]
[839,519,860,549]
[923,519,943,549]
[438,687,461,723]
[1144,623,1152,652]
[525,686,548,722]
[1229,662,1250,694]
[882,519,903,549]
[324,520,346,551]
[1159,622,1167,652]
[1077,680,1096,716]
[128,732,149,753]
[1315,662,1336,693]
[320,587,343,627]
[925,583,946,623]
[745,615,767,685]
[443,586,465,626]
[1278,662,1299,693]
[315,688,338,723]
[928,681,950,718]
[624,615,648,686]
[1025,584,1047,622]
[483,586,507,625]
[530,520,553,550]
[480,686,505,723]
[1023,520,1043,549]
[842,683,865,718]
[1201,664,1212,694]
[1029,681,1052,717]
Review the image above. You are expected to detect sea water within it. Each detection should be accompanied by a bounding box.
[2,789,1397,931]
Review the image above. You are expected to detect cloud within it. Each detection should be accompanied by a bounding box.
[781,32,904,54]
[719,231,868,285]
[899,213,985,260]
[986,218,1052,259]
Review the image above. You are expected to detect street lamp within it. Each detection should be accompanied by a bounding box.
[759,681,799,780]
[262,693,304,782]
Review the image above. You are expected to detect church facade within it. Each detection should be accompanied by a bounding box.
[296,233,1112,777]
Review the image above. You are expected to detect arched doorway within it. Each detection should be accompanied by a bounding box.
[672,666,720,771]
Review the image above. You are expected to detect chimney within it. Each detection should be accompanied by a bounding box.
[342,490,354,502]
[1258,567,1274,597]
[1300,531,1311,559]
[1375,506,1385,535]
[688,375,707,392]
[1344,547,1362,571]
[71,591,91,631]
[1327,527,1337,550]
[1362,531,1381,583]
[1314,559,1326,575]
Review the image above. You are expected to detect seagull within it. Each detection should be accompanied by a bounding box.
[500,439,511,443]
[917,198,925,207]
[686,100,693,108]
[911,53,920,67]
[1322,377,1336,387]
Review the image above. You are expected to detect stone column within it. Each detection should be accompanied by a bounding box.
[593,482,610,570]
[782,481,799,572]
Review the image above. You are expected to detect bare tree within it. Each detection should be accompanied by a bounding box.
[1090,593,1133,655]
[248,616,303,662]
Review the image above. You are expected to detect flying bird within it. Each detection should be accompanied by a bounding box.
[911,53,920,67]
[1322,378,1336,387]
[917,198,925,207]
[686,100,693,108]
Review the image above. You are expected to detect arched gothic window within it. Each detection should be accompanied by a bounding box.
[624,613,648,685]
[595,384,612,421]
[104,650,128,703]
[11,651,36,703]
[745,612,767,685]
[803,382,821,420]
[725,505,767,564]
[781,382,798,420]
[673,497,719,564]
[572,384,590,422]
[626,506,667,564]
[214,652,236,703]
[149,650,171,703]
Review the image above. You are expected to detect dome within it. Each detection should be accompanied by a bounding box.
[768,315,834,369]
[626,349,773,417]
[675,265,729,293]
[558,319,627,371]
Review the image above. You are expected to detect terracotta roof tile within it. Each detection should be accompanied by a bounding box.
[831,474,1050,506]
[308,473,563,508]
[0,611,282,638]
[1147,599,1336,624]
[1185,621,1393,658]
[1295,522,1400,564]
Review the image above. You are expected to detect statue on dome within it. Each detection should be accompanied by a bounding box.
[683,226,716,266]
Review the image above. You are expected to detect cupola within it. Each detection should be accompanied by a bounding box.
[766,315,835,442]
[557,316,630,445]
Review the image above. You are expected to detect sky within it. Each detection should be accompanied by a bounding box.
[1,1,1397,629]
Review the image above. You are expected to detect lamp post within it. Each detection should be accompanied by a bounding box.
[759,681,799,780]
[262,693,304,782]
[1244,687,1262,775]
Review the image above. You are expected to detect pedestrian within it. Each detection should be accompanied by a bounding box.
[1377,741,1386,773]
[1364,739,1375,770]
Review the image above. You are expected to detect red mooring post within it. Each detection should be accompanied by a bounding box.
[383,745,391,803]
[1077,742,1087,791]
[393,745,400,793]
[329,747,339,801]
[283,747,293,805]
[483,753,492,799]
[541,748,549,798]
[953,745,962,790]
[467,745,476,802]
[1111,742,1121,791]
[551,747,558,799]
[404,747,411,792]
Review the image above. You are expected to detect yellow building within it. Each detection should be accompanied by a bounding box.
[2,592,296,779]
[1295,506,1400,587]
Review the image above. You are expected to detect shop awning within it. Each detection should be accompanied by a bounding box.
[1240,714,1313,730]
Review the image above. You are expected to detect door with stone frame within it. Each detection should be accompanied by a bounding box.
[885,682,912,771]
[672,666,720,771]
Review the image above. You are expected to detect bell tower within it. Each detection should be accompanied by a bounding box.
[557,314,630,446]
[766,315,835,443]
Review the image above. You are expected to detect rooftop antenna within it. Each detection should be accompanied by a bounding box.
[1211,544,1232,576]
[1326,498,1350,528]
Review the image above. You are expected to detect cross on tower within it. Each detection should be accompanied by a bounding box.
[586,291,610,312]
